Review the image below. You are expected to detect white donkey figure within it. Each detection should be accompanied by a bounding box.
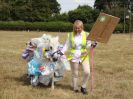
[28,35,70,89]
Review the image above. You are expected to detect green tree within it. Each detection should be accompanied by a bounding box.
[94,0,133,32]
[94,0,131,13]
[49,13,69,22]
[31,0,60,21]
[11,0,33,21]
[0,0,61,21]
[68,5,99,23]
[0,1,12,21]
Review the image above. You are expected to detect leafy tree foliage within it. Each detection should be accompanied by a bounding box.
[49,13,69,22]
[94,0,130,11]
[68,5,99,23]
[94,0,133,16]
[94,0,133,26]
[0,0,60,21]
[94,0,127,9]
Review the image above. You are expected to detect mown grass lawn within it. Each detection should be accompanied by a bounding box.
[0,31,133,99]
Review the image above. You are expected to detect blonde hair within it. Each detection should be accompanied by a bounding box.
[73,20,84,33]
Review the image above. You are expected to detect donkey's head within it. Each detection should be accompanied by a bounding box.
[49,36,60,62]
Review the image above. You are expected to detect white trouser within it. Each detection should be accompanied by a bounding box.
[70,59,90,90]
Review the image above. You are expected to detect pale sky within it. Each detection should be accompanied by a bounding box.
[57,0,95,13]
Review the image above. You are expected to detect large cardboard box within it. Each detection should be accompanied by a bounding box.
[87,13,120,43]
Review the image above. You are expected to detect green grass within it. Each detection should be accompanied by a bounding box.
[0,31,133,99]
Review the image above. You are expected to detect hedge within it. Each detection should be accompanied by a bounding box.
[0,21,73,32]
[0,21,126,33]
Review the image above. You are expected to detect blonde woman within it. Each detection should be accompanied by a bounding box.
[61,20,97,95]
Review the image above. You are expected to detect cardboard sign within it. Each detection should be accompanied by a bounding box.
[87,13,120,43]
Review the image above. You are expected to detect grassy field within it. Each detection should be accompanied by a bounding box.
[0,31,133,99]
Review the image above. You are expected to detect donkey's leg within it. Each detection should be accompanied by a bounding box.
[51,72,54,90]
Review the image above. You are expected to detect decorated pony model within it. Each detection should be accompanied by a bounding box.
[22,34,70,87]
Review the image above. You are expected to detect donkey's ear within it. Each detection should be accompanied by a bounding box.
[41,33,46,39]
[42,33,46,37]
[54,36,59,41]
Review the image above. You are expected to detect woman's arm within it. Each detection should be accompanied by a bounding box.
[86,32,97,48]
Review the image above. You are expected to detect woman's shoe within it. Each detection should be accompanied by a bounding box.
[74,89,79,93]
[81,87,88,95]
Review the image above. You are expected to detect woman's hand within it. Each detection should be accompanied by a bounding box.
[91,42,97,48]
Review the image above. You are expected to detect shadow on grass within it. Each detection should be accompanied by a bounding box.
[14,74,71,90]
[14,74,31,86]
[14,74,50,89]
[55,83,72,91]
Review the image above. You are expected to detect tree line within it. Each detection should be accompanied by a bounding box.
[0,0,98,24]
[0,0,132,32]
[0,0,60,21]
